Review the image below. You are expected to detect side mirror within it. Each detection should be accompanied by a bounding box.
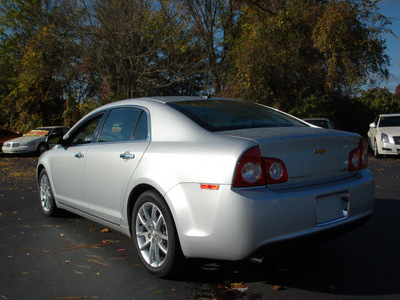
[369,123,376,128]
[60,137,70,147]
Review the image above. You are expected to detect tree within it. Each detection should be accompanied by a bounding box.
[312,0,391,92]
[0,0,81,131]
[224,0,392,116]
[6,24,66,130]
[72,0,207,101]
[181,0,239,94]
[395,83,400,96]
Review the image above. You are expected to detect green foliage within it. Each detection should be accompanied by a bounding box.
[223,0,391,115]
[0,0,397,133]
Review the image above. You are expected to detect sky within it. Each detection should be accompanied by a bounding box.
[379,0,400,92]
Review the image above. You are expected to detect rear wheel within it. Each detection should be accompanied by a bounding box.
[132,190,183,278]
[39,169,59,217]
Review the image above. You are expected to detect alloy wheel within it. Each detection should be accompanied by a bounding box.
[40,173,52,213]
[135,202,169,268]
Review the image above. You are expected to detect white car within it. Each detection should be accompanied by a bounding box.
[367,113,400,158]
[2,126,69,155]
[37,97,374,277]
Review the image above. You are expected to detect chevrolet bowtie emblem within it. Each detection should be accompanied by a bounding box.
[314,147,327,155]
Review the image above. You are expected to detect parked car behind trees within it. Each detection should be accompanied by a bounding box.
[0,129,22,152]
[2,126,69,155]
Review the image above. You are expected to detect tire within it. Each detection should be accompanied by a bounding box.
[373,139,382,158]
[132,190,183,278]
[39,169,59,217]
[37,143,49,155]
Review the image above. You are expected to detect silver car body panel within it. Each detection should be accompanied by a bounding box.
[37,97,375,260]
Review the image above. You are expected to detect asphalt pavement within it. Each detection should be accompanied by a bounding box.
[0,153,399,300]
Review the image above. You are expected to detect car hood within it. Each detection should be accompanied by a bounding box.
[378,126,400,135]
[5,136,46,143]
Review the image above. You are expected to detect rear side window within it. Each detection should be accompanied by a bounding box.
[98,108,149,142]
[168,100,305,132]
[133,112,148,140]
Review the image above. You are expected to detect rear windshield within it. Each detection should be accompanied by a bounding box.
[379,116,400,127]
[168,100,306,132]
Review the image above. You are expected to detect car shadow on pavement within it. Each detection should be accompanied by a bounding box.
[177,197,400,298]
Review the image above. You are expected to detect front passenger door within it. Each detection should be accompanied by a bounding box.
[84,108,150,225]
[51,114,104,212]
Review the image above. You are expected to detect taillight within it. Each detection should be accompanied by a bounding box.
[263,158,288,184]
[233,146,288,187]
[348,138,368,171]
[233,146,265,187]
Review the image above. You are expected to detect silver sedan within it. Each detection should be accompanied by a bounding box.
[37,96,374,277]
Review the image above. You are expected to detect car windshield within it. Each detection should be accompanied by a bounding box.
[168,100,306,132]
[25,129,50,137]
[379,116,400,127]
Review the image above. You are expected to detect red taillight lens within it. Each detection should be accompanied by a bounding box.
[263,158,288,184]
[233,146,288,187]
[348,138,368,171]
[233,146,265,187]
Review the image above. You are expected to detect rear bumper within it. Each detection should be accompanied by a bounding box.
[250,212,372,260]
[167,169,375,260]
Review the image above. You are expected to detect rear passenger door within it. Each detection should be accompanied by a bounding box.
[84,107,150,225]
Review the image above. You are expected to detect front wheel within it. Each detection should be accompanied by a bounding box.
[39,169,59,217]
[37,143,49,155]
[132,190,183,278]
[373,139,382,158]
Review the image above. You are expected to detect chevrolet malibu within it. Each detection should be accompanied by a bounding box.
[37,96,374,277]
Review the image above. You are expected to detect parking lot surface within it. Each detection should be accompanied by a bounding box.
[0,154,399,300]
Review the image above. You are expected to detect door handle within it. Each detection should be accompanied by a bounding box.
[120,152,135,160]
[75,152,84,158]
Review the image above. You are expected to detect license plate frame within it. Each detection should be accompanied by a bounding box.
[315,192,349,226]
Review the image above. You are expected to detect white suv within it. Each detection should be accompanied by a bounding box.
[367,114,400,158]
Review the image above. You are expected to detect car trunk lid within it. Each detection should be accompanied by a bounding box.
[219,127,361,189]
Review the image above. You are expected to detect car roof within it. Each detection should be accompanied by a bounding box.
[378,113,400,117]
[98,96,236,108]
[140,96,231,103]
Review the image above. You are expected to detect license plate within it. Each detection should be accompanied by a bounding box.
[315,192,349,226]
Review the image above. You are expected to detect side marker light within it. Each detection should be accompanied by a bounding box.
[200,184,220,190]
